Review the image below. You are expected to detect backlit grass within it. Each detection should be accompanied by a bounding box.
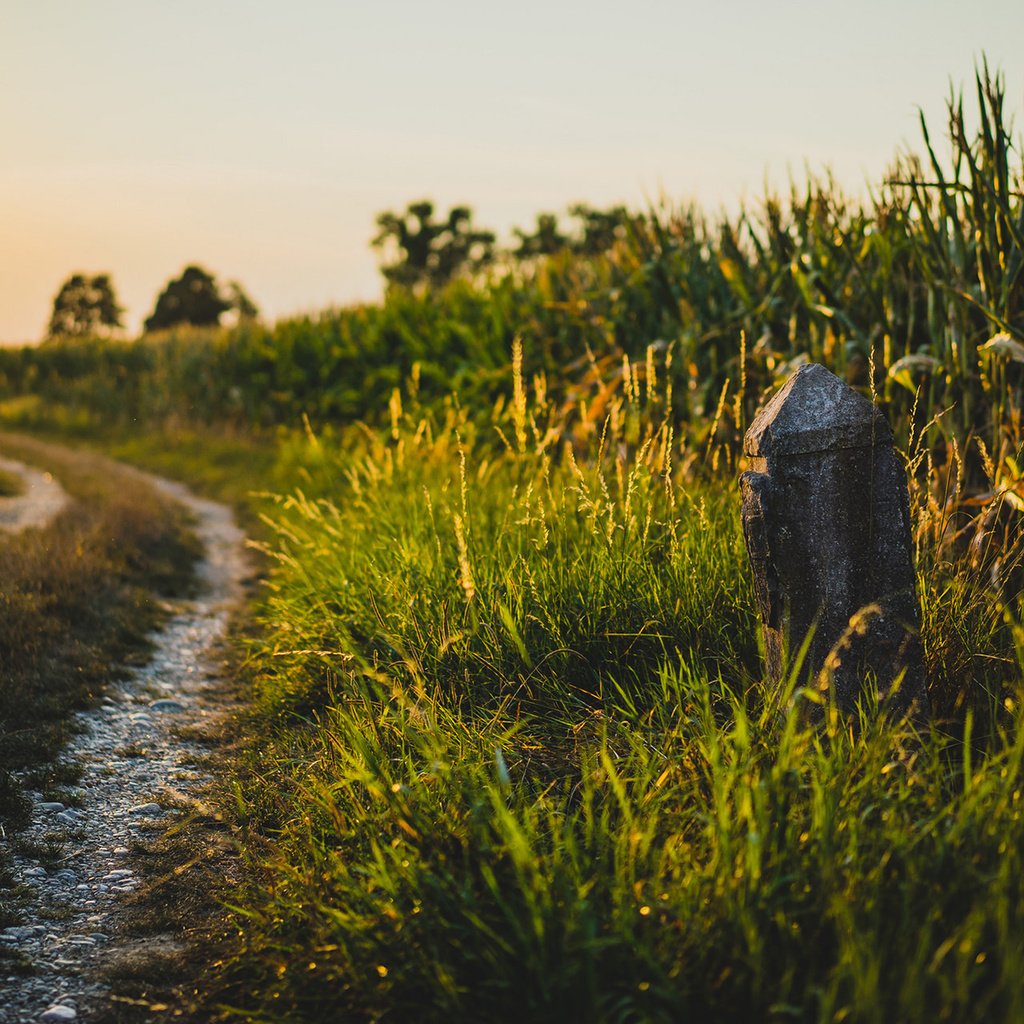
[199,376,1024,1023]
[0,63,1018,1024]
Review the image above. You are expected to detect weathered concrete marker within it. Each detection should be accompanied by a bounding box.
[740,363,928,718]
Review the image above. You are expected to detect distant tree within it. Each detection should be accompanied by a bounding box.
[47,273,123,339]
[373,200,496,289]
[145,265,257,332]
[513,213,569,259]
[224,280,259,323]
[569,203,632,255]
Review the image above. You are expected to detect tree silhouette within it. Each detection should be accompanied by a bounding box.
[224,280,259,323]
[47,273,123,339]
[145,265,256,331]
[373,200,495,289]
[568,204,632,255]
[513,213,569,259]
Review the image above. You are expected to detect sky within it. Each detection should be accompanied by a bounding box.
[2,0,1023,343]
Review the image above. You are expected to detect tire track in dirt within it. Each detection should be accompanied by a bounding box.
[0,466,249,1022]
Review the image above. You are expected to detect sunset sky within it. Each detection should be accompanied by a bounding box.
[3,0,1023,343]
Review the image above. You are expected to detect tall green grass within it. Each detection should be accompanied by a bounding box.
[198,357,1024,1021]
[0,63,1020,1022]
[225,675,1024,1022]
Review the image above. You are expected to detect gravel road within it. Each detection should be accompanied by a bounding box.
[0,462,249,1022]
[0,456,69,533]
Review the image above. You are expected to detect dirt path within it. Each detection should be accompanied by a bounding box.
[0,466,249,1022]
[0,456,69,533]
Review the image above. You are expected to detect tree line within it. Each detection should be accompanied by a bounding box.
[45,201,630,339]
[371,200,632,290]
[46,265,258,341]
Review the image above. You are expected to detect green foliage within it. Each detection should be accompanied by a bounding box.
[888,62,1024,443]
[568,201,633,255]
[513,212,569,258]
[144,265,257,332]
[510,205,632,259]
[201,372,1024,1022]
[223,279,260,322]
[2,68,1020,491]
[373,200,496,290]
[46,272,122,340]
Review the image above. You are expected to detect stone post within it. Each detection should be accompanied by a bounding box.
[740,363,928,718]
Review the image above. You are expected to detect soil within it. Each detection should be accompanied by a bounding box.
[0,459,250,1022]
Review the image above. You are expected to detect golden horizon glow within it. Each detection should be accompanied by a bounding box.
[2,0,1022,342]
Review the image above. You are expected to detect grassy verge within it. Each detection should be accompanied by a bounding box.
[0,433,200,912]
[0,411,285,525]
[176,385,1021,1023]
[4,353,1023,1021]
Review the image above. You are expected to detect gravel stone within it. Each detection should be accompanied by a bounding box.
[126,802,163,816]
[149,699,186,712]
[41,1008,77,1022]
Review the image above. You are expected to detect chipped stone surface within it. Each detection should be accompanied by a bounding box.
[744,362,890,457]
[741,363,928,717]
[0,473,248,1022]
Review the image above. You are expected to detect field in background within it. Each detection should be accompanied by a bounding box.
[0,69,1022,1021]
[2,72,1022,487]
